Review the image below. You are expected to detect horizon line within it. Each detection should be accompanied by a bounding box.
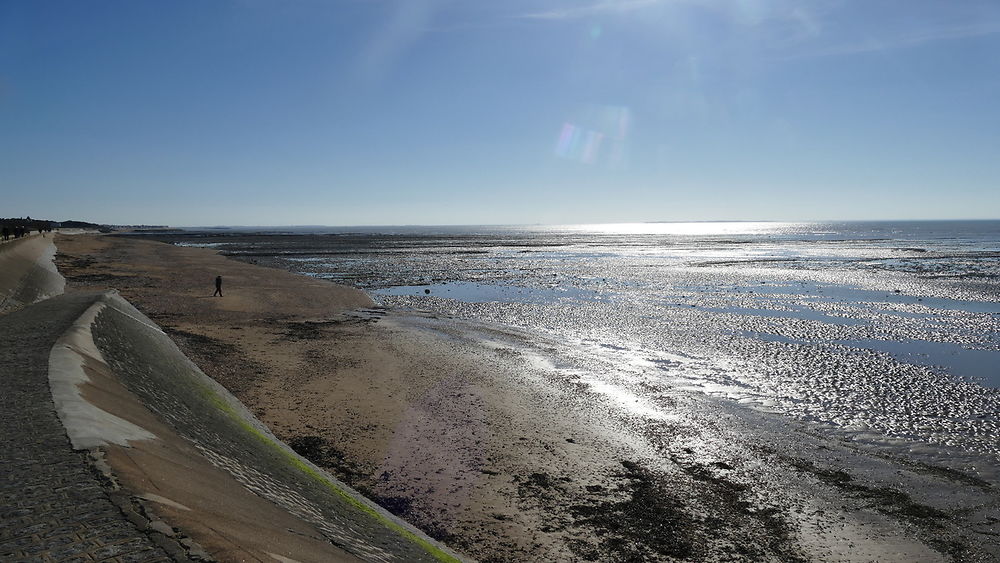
[159,218,1000,229]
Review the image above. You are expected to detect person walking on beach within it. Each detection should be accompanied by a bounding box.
[213,275,223,297]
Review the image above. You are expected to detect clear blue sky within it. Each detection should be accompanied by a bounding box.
[2,1,999,226]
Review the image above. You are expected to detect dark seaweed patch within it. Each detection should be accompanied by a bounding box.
[163,327,238,361]
[789,459,948,523]
[370,495,413,518]
[565,462,697,561]
[280,320,343,340]
[286,435,371,485]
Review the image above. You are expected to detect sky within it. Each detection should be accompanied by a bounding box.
[2,0,999,226]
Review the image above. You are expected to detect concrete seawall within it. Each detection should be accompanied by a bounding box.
[87,291,462,561]
[1,235,467,562]
[0,234,65,313]
[0,292,174,562]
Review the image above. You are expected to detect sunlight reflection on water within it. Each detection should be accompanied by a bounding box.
[550,221,805,236]
[162,221,1000,467]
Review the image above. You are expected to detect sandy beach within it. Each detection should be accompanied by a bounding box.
[54,233,1000,562]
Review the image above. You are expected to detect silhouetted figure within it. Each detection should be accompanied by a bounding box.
[214,275,223,297]
[1,227,8,241]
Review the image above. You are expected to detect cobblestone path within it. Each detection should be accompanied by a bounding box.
[0,293,171,563]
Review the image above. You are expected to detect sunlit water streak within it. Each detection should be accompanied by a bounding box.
[164,220,1000,476]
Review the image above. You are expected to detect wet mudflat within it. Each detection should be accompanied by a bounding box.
[162,223,1000,466]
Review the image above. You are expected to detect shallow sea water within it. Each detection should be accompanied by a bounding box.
[166,221,1000,479]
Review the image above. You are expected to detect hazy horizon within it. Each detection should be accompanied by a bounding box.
[164,218,1000,230]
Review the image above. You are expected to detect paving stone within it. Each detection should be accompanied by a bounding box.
[119,548,172,563]
[40,525,80,539]
[0,294,171,562]
[50,541,95,560]
[91,538,157,560]
[0,536,39,554]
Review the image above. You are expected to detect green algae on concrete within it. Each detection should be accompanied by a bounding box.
[89,293,466,563]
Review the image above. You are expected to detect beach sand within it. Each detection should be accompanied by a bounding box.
[54,233,1000,562]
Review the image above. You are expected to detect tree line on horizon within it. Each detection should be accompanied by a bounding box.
[1,217,107,231]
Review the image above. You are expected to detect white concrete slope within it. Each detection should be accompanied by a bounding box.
[0,234,65,314]
[47,290,468,563]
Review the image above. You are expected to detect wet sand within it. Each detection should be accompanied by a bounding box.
[54,233,1000,562]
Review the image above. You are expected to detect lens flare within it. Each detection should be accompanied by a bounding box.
[554,105,630,167]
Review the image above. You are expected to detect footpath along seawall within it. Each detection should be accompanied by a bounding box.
[0,234,467,562]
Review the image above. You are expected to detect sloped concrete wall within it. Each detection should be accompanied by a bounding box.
[0,235,64,313]
[84,292,465,562]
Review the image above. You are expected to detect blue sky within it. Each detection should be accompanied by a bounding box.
[2,0,999,226]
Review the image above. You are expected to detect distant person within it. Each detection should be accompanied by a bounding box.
[214,275,223,297]
[1,226,8,241]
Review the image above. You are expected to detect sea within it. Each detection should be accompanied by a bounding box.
[159,220,1000,478]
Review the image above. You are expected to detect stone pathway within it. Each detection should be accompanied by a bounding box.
[0,293,171,563]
